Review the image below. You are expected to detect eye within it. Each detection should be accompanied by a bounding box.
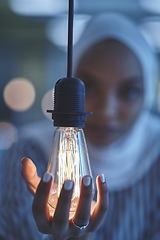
[126,87,140,99]
[120,86,143,100]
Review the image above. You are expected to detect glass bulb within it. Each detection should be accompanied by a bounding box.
[47,126,94,218]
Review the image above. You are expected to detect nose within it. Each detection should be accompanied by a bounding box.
[96,93,119,119]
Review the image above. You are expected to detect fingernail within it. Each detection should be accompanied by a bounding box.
[42,173,52,183]
[100,174,106,183]
[64,180,73,190]
[83,176,91,186]
[21,157,26,163]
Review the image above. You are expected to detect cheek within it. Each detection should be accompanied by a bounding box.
[120,100,143,127]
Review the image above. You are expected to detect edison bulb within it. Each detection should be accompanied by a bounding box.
[47,126,94,218]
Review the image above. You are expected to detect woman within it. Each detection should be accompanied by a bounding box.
[1,13,160,240]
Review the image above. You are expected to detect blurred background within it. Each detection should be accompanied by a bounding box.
[0,0,160,152]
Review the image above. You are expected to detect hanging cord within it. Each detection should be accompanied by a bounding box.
[67,0,74,78]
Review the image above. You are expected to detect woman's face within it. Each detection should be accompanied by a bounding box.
[76,40,144,146]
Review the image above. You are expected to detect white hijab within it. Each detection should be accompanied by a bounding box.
[73,13,160,191]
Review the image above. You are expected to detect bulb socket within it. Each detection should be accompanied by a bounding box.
[47,77,91,127]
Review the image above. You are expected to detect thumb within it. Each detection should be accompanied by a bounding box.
[21,157,41,195]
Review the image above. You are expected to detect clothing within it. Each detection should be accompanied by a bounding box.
[0,120,52,240]
[92,150,160,240]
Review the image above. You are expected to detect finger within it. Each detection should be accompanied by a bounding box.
[21,157,40,195]
[53,180,74,228]
[73,175,93,227]
[89,174,109,231]
[32,172,53,234]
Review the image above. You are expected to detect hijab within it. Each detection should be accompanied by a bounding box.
[73,13,160,191]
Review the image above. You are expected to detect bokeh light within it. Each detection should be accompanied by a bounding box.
[41,88,54,119]
[9,0,68,16]
[0,122,18,150]
[3,78,36,112]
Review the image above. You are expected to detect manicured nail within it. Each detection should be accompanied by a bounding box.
[21,157,26,163]
[100,174,106,183]
[42,173,52,183]
[64,180,73,190]
[83,176,91,186]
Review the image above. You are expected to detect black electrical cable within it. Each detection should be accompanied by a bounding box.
[47,0,92,127]
[67,0,74,78]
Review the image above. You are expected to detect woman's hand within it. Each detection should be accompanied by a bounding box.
[21,157,109,240]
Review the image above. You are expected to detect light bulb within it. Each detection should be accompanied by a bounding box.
[47,76,94,218]
[47,126,94,218]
